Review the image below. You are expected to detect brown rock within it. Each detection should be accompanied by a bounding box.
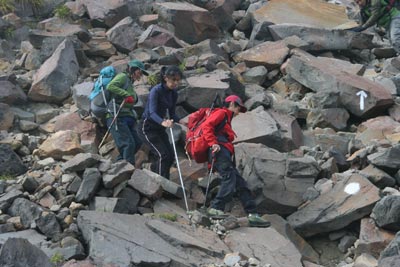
[233,41,289,70]
[356,217,395,259]
[36,130,83,160]
[253,0,353,28]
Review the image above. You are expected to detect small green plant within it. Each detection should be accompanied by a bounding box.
[0,174,14,181]
[50,252,64,265]
[54,5,71,19]
[157,213,177,222]
[3,26,15,39]
[178,60,186,72]
[195,67,206,74]
[0,0,15,14]
[147,73,159,87]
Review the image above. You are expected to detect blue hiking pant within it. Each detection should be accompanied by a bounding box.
[209,146,256,214]
[106,116,142,166]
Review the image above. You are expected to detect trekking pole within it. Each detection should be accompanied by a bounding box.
[112,99,118,131]
[98,100,125,149]
[166,109,189,213]
[203,152,215,208]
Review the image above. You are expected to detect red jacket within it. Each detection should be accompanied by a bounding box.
[202,108,236,154]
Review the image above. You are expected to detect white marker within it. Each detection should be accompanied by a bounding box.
[344,182,360,195]
[356,90,367,111]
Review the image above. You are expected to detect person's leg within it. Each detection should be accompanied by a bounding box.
[390,15,400,55]
[234,169,270,227]
[123,117,143,155]
[140,119,163,175]
[235,169,257,214]
[210,146,236,212]
[106,117,136,165]
[134,143,149,169]
[157,131,174,179]
[140,119,173,179]
[131,121,143,154]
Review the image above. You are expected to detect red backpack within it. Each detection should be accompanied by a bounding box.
[185,108,226,163]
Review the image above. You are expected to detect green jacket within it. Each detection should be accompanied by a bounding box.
[361,0,400,29]
[106,72,138,118]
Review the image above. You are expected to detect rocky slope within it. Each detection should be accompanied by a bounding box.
[1,0,400,266]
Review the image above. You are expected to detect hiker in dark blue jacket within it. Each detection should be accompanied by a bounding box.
[139,65,185,179]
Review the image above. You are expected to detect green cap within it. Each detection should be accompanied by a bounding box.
[128,59,149,76]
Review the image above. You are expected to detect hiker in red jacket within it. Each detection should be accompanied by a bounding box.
[202,95,270,227]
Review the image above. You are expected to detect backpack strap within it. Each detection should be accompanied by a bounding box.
[215,113,228,134]
[99,75,109,106]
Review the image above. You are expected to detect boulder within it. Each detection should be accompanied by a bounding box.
[287,173,380,237]
[28,39,79,104]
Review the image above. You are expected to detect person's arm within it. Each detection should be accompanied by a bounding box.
[202,110,226,148]
[361,0,382,29]
[148,85,164,125]
[106,73,130,97]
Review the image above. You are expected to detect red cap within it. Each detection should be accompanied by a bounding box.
[225,95,247,113]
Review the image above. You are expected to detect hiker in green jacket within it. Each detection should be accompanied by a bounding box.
[106,60,148,165]
[351,0,400,53]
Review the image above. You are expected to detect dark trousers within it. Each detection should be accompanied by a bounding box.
[210,146,256,214]
[106,116,142,166]
[139,118,174,179]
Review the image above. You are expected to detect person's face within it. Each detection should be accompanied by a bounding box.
[354,0,366,7]
[229,102,240,117]
[130,69,143,81]
[164,74,181,90]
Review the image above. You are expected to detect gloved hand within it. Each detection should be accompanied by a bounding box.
[124,96,134,104]
[348,26,364,32]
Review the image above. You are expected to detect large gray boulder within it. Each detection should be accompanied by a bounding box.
[183,69,245,109]
[287,173,380,237]
[269,24,374,51]
[0,103,14,131]
[77,211,229,266]
[379,232,400,267]
[0,80,27,105]
[224,227,303,267]
[0,238,52,267]
[286,49,393,118]
[0,144,27,176]
[371,195,400,231]
[28,38,79,104]
[235,143,319,215]
[155,2,220,44]
[106,16,143,53]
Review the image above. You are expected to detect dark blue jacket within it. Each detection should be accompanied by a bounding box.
[142,83,180,125]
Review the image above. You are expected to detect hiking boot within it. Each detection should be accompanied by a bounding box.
[207,208,228,219]
[248,213,271,228]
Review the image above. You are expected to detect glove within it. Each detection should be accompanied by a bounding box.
[124,96,134,104]
[348,26,364,32]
